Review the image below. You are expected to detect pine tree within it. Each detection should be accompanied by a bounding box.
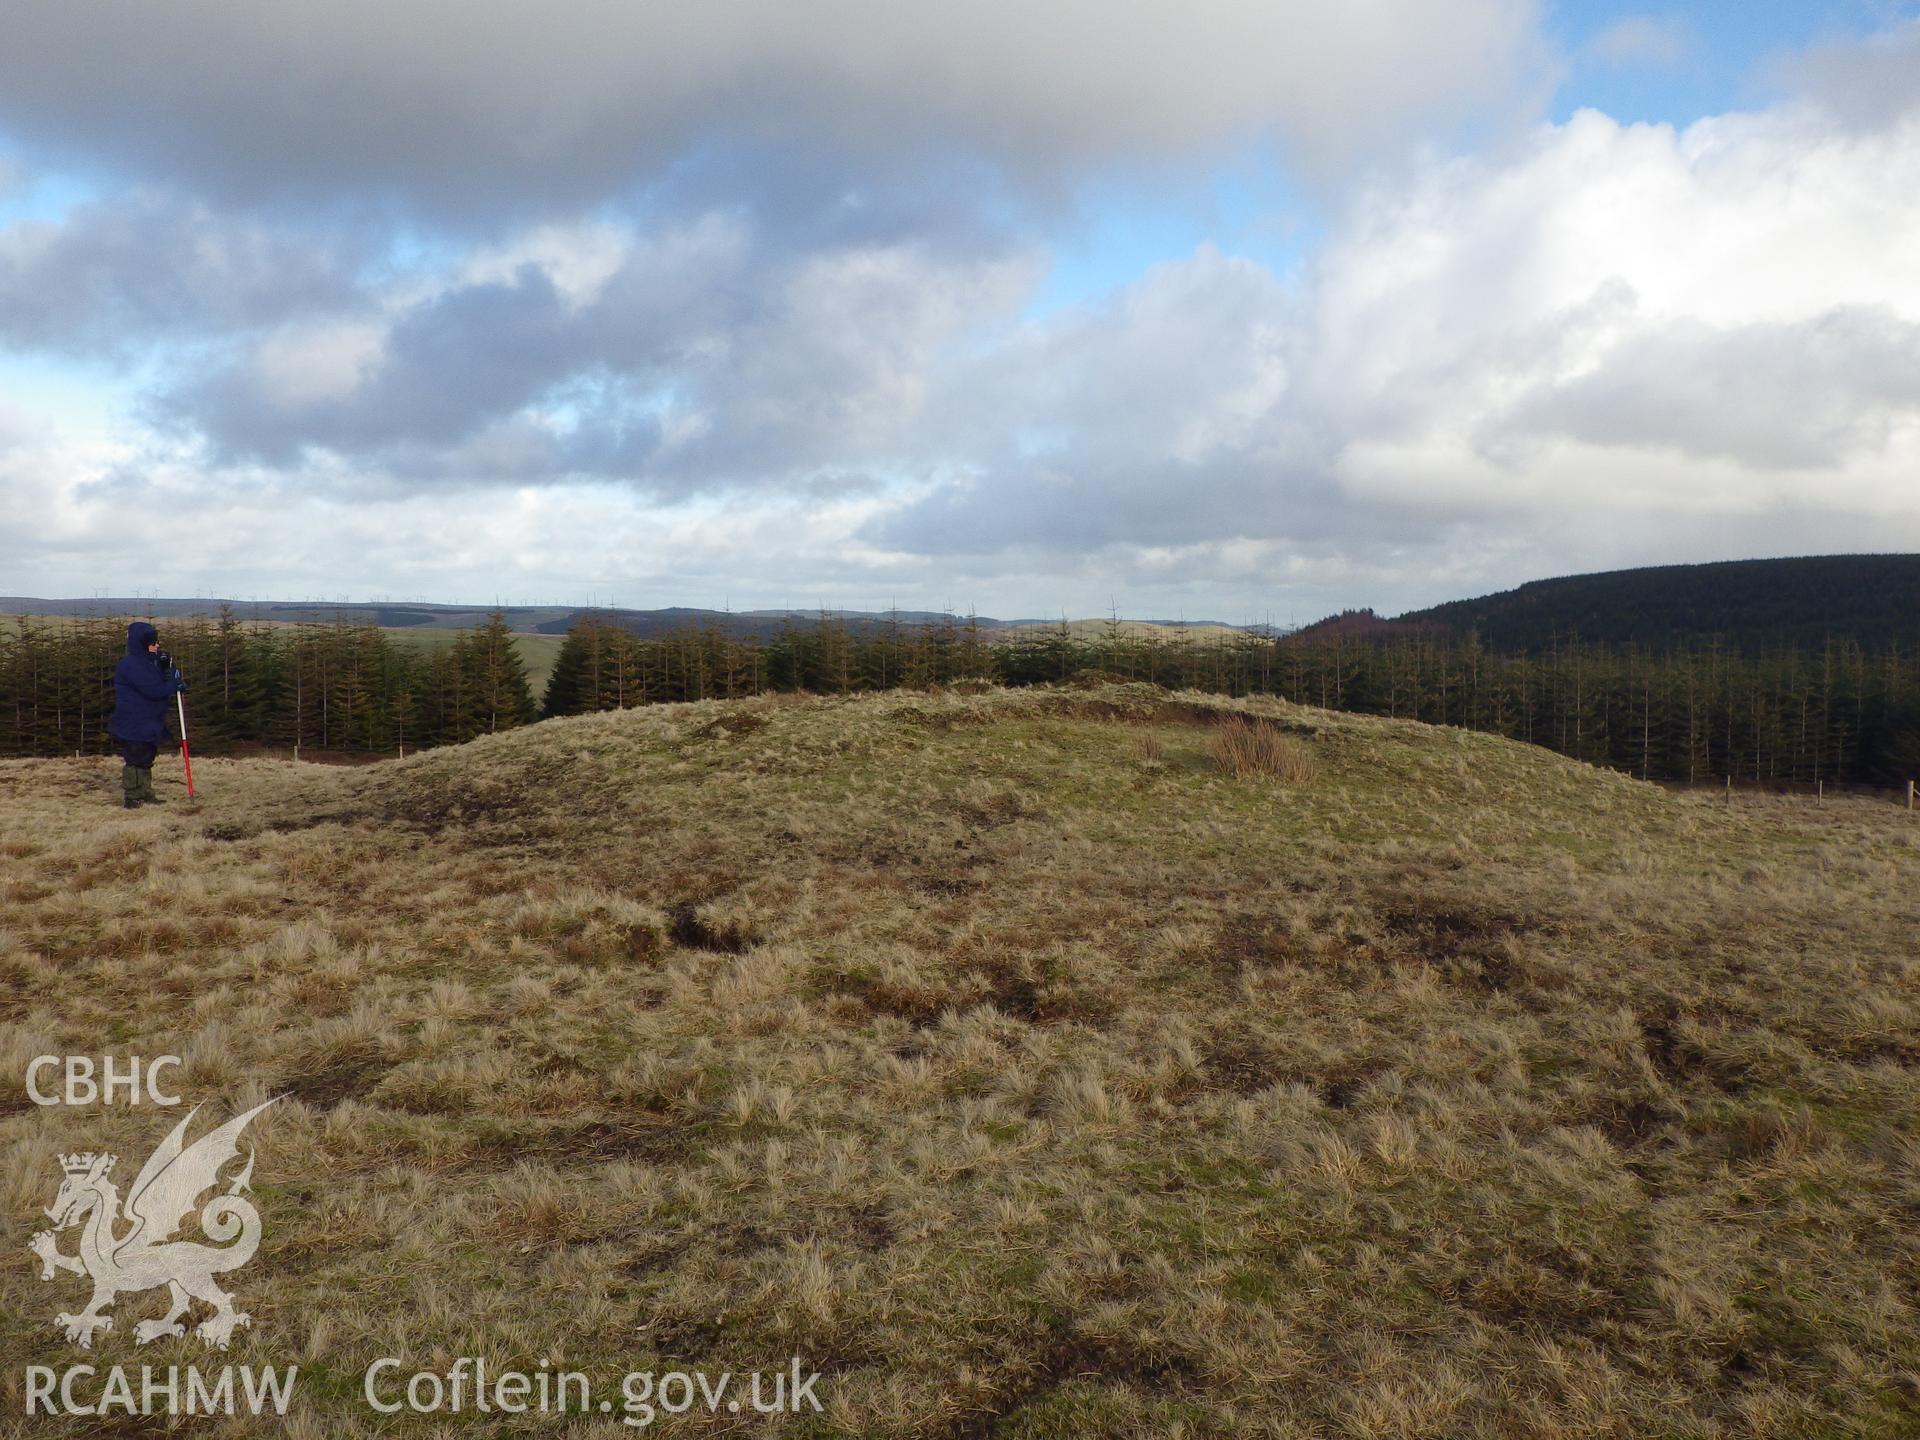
[202,604,266,745]
[469,611,536,734]
[543,622,593,718]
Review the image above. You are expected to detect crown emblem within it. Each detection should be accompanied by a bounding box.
[58,1153,112,1176]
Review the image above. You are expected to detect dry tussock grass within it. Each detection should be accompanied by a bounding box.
[1,682,1917,1436]
[1207,714,1315,783]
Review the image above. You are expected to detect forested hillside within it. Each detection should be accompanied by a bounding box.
[1398,554,1920,653]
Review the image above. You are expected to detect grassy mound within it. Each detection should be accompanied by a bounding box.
[3,683,1918,1437]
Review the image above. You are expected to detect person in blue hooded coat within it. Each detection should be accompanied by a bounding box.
[107,621,185,808]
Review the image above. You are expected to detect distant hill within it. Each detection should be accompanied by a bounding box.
[1390,555,1920,654]
[1290,608,1444,643]
[0,597,977,638]
[0,597,1255,642]
[0,596,583,632]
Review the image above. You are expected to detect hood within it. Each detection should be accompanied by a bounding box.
[127,621,158,655]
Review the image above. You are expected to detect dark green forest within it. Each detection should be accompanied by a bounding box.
[4,607,1917,789]
[1398,553,1920,654]
[0,607,537,760]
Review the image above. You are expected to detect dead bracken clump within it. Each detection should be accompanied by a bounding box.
[1208,715,1314,783]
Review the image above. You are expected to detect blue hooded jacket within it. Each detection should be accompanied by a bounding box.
[107,621,177,745]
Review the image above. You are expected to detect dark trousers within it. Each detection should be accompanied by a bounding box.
[118,739,159,769]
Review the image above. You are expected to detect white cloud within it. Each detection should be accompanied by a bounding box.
[169,210,1042,489]
[1500,309,1920,470]
[1780,16,1920,131]
[251,320,387,408]
[878,95,1920,601]
[0,189,361,355]
[459,222,634,312]
[1308,104,1920,502]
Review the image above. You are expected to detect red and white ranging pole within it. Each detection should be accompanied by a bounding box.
[176,690,196,799]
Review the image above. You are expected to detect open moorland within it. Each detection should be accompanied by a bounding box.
[2,683,1918,1437]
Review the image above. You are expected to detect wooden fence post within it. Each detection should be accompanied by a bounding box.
[1908,779,1915,811]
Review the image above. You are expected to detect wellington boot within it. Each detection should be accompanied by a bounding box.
[121,765,140,809]
[136,768,164,805]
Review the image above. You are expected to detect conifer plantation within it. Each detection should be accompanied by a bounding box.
[0,608,537,760]
[5,608,1917,791]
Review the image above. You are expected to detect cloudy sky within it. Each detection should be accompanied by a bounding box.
[4,1,1918,621]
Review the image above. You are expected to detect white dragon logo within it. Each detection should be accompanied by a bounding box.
[28,1098,279,1350]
